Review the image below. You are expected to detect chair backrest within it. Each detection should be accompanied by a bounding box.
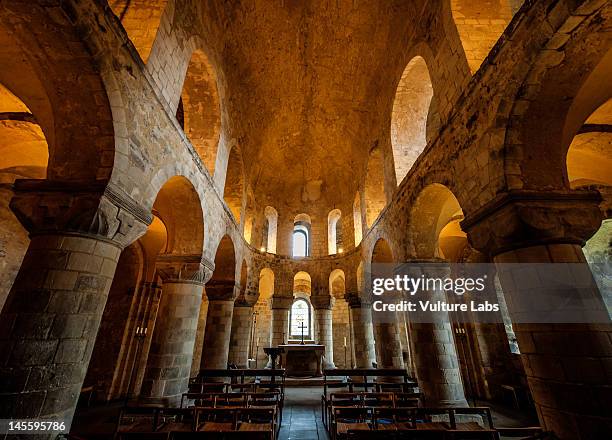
[451,407,495,429]
[116,406,162,433]
[332,406,369,422]
[362,392,394,407]
[330,392,362,406]
[195,407,239,428]
[239,407,276,424]
[393,392,422,408]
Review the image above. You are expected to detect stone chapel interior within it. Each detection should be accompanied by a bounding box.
[0,1,610,440]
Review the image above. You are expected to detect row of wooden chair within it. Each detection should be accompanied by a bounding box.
[330,406,498,440]
[322,391,422,428]
[115,406,277,440]
[322,368,417,396]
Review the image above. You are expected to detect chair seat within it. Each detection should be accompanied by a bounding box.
[157,422,192,432]
[416,422,449,430]
[455,422,485,431]
[199,422,235,432]
[239,423,272,432]
[337,422,370,435]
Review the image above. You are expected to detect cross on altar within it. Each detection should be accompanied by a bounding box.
[298,321,307,344]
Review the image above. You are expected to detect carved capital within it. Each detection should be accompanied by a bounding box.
[345,292,370,308]
[311,295,335,310]
[270,296,293,310]
[206,280,239,301]
[10,179,150,248]
[156,254,212,285]
[235,287,259,307]
[461,190,603,256]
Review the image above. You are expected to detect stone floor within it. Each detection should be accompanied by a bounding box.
[70,387,537,439]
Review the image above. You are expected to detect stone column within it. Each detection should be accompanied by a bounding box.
[140,256,209,405]
[266,297,291,367]
[228,302,254,368]
[347,293,376,368]
[190,289,209,377]
[200,281,237,370]
[0,180,148,437]
[372,288,405,370]
[312,295,336,369]
[463,190,612,440]
[401,261,468,407]
[269,297,291,347]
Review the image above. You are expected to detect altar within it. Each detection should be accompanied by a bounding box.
[279,344,325,377]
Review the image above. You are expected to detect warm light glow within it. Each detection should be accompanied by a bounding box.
[260,247,266,252]
[338,248,343,253]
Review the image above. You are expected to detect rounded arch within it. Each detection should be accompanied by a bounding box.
[109,0,169,63]
[409,183,464,259]
[371,237,394,265]
[239,259,248,295]
[207,235,237,297]
[179,48,221,176]
[566,99,612,188]
[329,269,346,298]
[293,271,312,295]
[263,206,279,253]
[327,209,342,255]
[152,175,204,256]
[353,192,363,246]
[289,297,313,341]
[0,8,114,182]
[391,56,434,184]
[505,11,611,190]
[223,145,245,224]
[258,268,275,299]
[450,0,513,74]
[364,146,387,228]
[293,214,312,257]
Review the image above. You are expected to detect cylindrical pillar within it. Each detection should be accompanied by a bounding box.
[313,296,335,369]
[141,279,203,404]
[200,299,235,369]
[403,261,468,407]
[347,295,376,368]
[266,297,290,368]
[462,190,611,439]
[0,233,122,433]
[190,291,209,377]
[494,243,611,439]
[228,303,254,368]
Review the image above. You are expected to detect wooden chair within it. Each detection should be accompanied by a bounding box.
[362,392,394,408]
[331,406,371,440]
[393,392,423,408]
[115,406,162,435]
[156,408,195,433]
[412,408,452,432]
[195,407,239,432]
[325,393,363,430]
[238,407,276,440]
[448,407,499,439]
[371,407,413,430]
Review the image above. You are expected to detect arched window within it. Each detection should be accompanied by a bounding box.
[353,192,363,246]
[328,209,342,255]
[292,226,308,257]
[289,298,313,341]
[263,206,278,253]
[293,214,311,257]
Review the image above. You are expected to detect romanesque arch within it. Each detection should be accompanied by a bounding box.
[364,147,387,228]
[179,49,221,176]
[108,0,169,62]
[391,56,434,184]
[223,146,245,224]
